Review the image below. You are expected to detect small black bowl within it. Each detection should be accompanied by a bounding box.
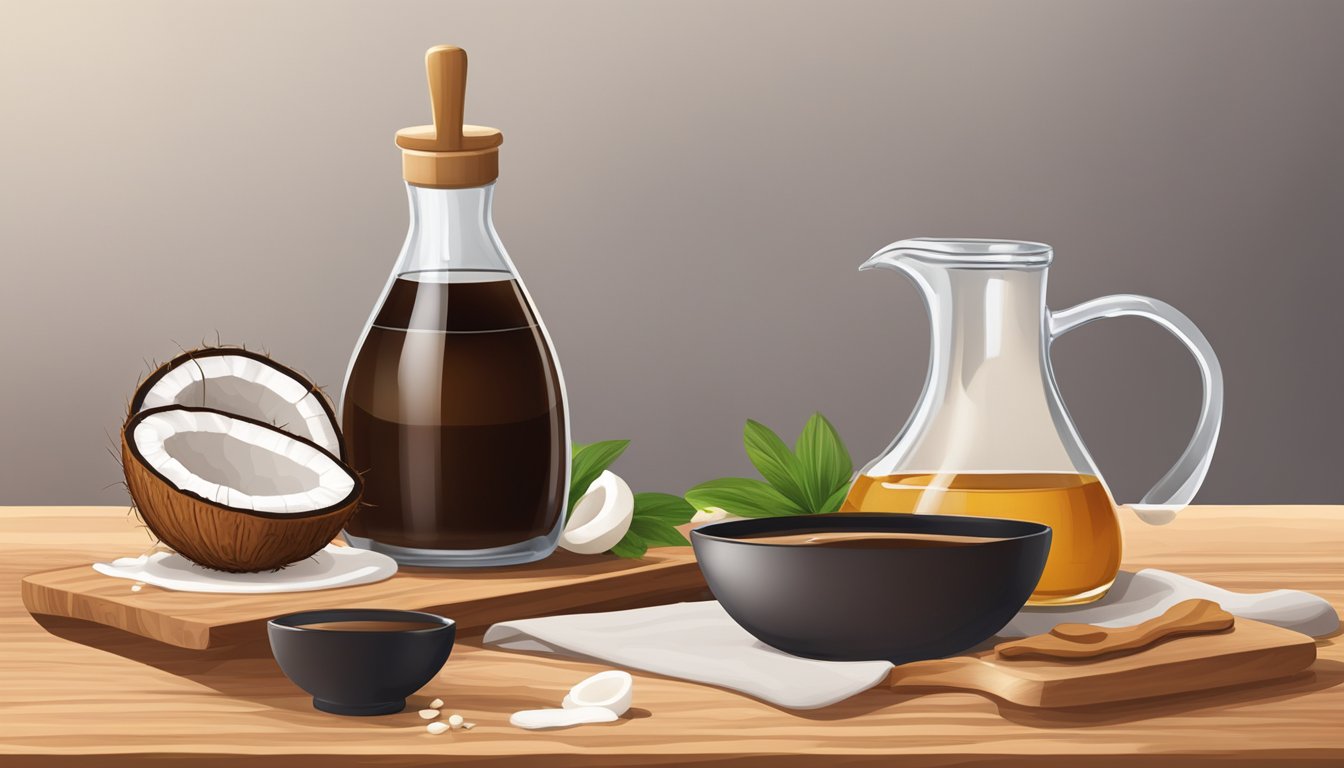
[268,609,455,716]
[691,513,1050,664]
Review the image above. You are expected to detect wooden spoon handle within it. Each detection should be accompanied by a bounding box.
[995,598,1234,660]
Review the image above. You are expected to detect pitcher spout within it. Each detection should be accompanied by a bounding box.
[860,249,904,273]
[861,238,1053,273]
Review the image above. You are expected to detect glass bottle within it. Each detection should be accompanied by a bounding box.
[843,239,1222,605]
[340,46,568,567]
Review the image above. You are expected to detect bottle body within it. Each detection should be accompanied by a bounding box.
[340,183,568,566]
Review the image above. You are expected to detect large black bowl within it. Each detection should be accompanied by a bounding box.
[691,514,1050,663]
[268,609,455,715]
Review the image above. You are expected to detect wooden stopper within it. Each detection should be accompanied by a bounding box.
[395,45,503,188]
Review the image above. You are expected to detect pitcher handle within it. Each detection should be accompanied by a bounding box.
[1048,295,1223,526]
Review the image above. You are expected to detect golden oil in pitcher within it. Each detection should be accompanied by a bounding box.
[842,473,1123,606]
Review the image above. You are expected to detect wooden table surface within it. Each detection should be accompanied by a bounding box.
[1,505,1341,767]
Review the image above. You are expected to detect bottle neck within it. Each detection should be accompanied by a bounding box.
[397,182,511,277]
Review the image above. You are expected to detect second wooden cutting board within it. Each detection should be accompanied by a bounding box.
[21,547,706,650]
[886,618,1317,708]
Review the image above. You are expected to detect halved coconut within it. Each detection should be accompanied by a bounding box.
[122,405,362,572]
[131,347,343,458]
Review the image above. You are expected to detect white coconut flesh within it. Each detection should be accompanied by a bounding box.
[559,471,635,555]
[562,670,633,714]
[137,354,340,456]
[130,409,354,515]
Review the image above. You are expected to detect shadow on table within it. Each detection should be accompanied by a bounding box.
[31,615,652,727]
[794,658,1344,725]
[32,614,409,723]
[34,613,1344,729]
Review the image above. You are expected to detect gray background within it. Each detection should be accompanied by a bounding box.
[2,0,1341,506]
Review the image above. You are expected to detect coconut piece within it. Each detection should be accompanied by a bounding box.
[558,471,635,555]
[560,670,633,716]
[122,405,362,572]
[131,347,343,458]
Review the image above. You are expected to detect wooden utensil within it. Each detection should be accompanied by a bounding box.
[21,548,705,650]
[995,598,1234,659]
[886,616,1316,708]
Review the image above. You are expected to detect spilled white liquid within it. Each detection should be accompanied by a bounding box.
[92,544,397,594]
[510,670,633,730]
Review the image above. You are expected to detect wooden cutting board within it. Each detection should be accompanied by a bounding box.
[886,618,1317,708]
[21,547,705,650]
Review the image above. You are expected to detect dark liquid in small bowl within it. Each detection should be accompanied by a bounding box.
[268,609,456,716]
[743,532,1006,549]
[296,620,444,632]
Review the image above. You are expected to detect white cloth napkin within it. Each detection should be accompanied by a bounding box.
[484,569,1336,710]
[484,600,893,709]
[1001,568,1338,638]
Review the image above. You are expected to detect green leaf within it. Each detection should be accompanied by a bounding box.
[629,516,691,548]
[819,483,851,513]
[742,420,811,510]
[632,492,696,525]
[795,413,853,509]
[685,477,807,518]
[568,440,630,516]
[608,531,648,558]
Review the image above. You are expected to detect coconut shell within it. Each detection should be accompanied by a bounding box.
[122,406,362,573]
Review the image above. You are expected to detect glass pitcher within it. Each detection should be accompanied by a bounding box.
[841,238,1222,605]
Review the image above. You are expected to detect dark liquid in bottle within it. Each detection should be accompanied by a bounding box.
[342,272,566,551]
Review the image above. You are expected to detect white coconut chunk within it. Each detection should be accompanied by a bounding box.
[563,670,633,716]
[559,471,635,555]
[137,352,342,456]
[130,408,355,515]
